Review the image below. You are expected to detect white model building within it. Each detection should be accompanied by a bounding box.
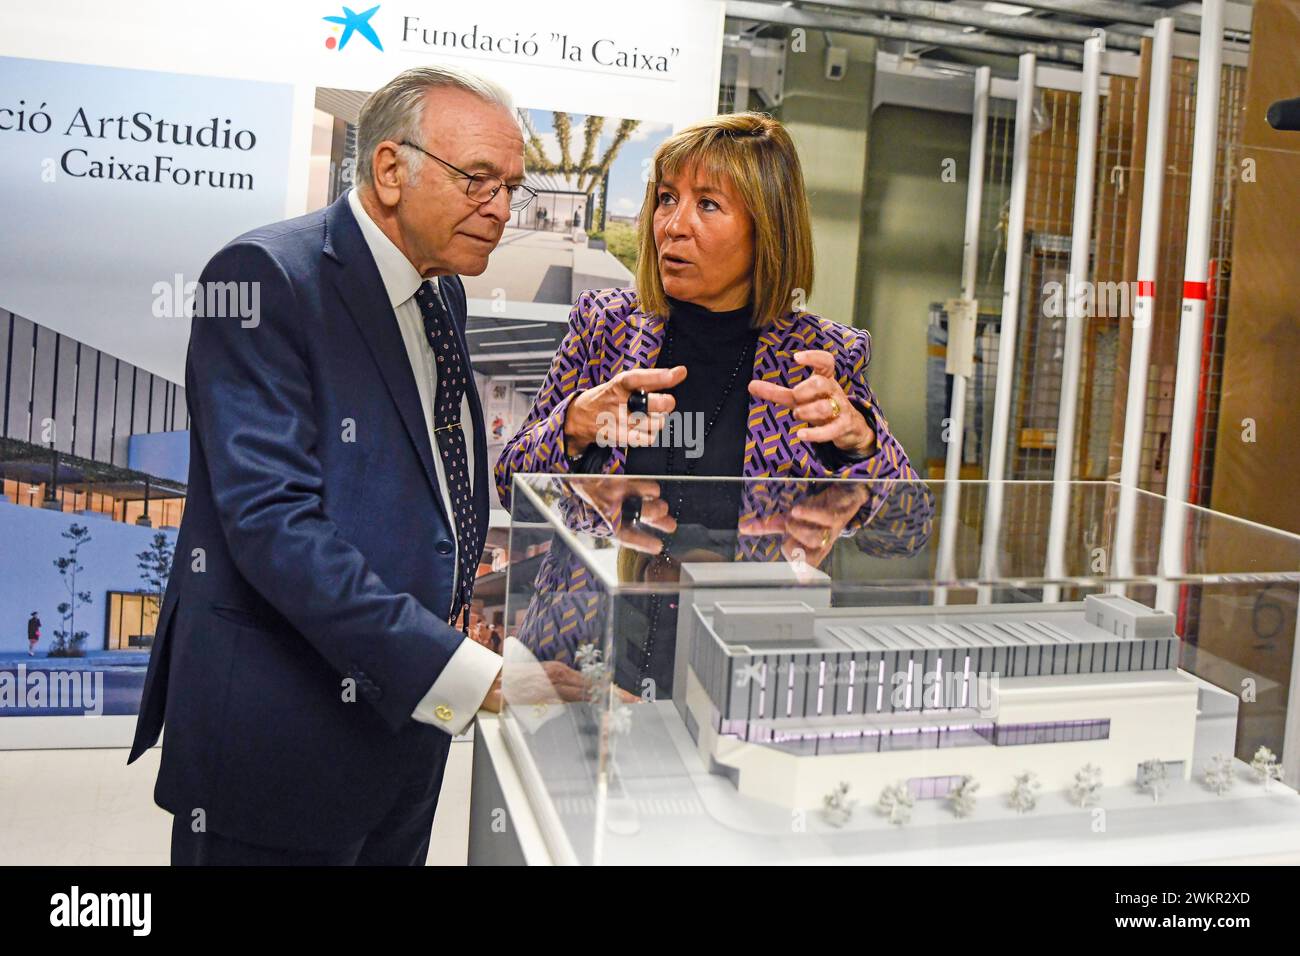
[673,564,1202,811]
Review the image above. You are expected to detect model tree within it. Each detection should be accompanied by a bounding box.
[821,781,855,828]
[877,782,913,825]
[50,523,93,658]
[947,776,979,818]
[1008,772,1041,814]
[1138,759,1168,803]
[607,699,632,736]
[1250,746,1284,791]
[1069,763,1103,808]
[575,642,609,706]
[574,642,600,671]
[1203,754,1236,796]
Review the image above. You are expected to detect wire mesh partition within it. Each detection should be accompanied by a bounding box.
[1188,62,1247,508]
[961,58,1249,494]
[922,104,1015,480]
[1103,58,1247,500]
[934,53,1249,637]
[1081,73,1140,482]
[998,88,1089,561]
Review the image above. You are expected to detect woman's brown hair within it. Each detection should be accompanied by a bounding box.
[634,112,814,328]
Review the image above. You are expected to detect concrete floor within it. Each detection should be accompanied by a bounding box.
[0,739,474,865]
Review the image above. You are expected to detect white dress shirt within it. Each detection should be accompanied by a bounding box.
[348,187,500,736]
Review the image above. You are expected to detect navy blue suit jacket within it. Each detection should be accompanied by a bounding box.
[128,193,489,851]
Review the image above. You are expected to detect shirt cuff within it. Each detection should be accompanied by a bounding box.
[411,637,502,736]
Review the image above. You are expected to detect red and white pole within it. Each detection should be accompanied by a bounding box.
[1158,0,1224,612]
[1113,16,1174,588]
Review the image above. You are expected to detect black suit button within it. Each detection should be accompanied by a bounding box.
[436,539,454,555]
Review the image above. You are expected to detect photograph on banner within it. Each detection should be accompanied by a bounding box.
[0,0,722,741]
[309,93,667,308]
[0,55,293,735]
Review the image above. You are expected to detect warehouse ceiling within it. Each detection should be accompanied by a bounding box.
[724,0,1252,70]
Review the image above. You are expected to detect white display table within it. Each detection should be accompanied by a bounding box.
[468,709,1300,866]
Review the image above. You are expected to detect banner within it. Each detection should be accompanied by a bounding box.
[0,0,725,741]
[1,0,726,380]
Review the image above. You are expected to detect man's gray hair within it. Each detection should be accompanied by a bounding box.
[355,65,515,189]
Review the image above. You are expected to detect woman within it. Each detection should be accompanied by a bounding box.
[497,112,915,507]
[496,112,925,694]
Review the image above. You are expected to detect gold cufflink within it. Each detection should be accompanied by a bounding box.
[435,705,453,721]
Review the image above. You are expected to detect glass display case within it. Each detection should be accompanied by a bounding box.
[498,474,1300,865]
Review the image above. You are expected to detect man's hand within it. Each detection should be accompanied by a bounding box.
[563,366,687,458]
[478,671,502,714]
[494,659,602,708]
[748,349,875,456]
[469,619,492,649]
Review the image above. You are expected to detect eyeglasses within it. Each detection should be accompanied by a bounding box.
[399,140,537,211]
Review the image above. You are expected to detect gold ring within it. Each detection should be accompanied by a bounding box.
[828,397,841,419]
[820,529,830,548]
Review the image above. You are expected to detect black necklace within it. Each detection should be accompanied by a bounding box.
[636,318,755,685]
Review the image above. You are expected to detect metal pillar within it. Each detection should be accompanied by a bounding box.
[1113,17,1176,588]
[1044,34,1104,601]
[136,478,153,528]
[979,53,1036,597]
[935,65,990,603]
[1158,0,1223,612]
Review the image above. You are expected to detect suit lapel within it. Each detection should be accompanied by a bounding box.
[323,196,446,520]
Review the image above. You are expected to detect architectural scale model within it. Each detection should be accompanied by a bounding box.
[673,563,1209,811]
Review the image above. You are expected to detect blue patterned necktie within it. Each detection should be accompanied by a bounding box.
[415,280,478,632]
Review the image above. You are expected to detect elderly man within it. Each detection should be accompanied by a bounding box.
[128,66,531,865]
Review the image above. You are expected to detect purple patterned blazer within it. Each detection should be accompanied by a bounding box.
[508,475,936,670]
[494,287,919,512]
[494,289,931,668]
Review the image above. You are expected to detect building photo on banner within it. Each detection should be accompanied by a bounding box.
[0,0,721,752]
[1,0,1300,877]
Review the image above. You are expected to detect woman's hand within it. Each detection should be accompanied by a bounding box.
[569,475,678,553]
[747,349,875,456]
[563,366,687,458]
[738,482,871,569]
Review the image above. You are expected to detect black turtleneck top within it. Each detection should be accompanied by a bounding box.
[624,295,760,528]
[610,296,872,696]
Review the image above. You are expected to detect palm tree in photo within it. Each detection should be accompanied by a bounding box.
[575,115,604,179]
[553,111,573,174]
[519,111,641,230]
